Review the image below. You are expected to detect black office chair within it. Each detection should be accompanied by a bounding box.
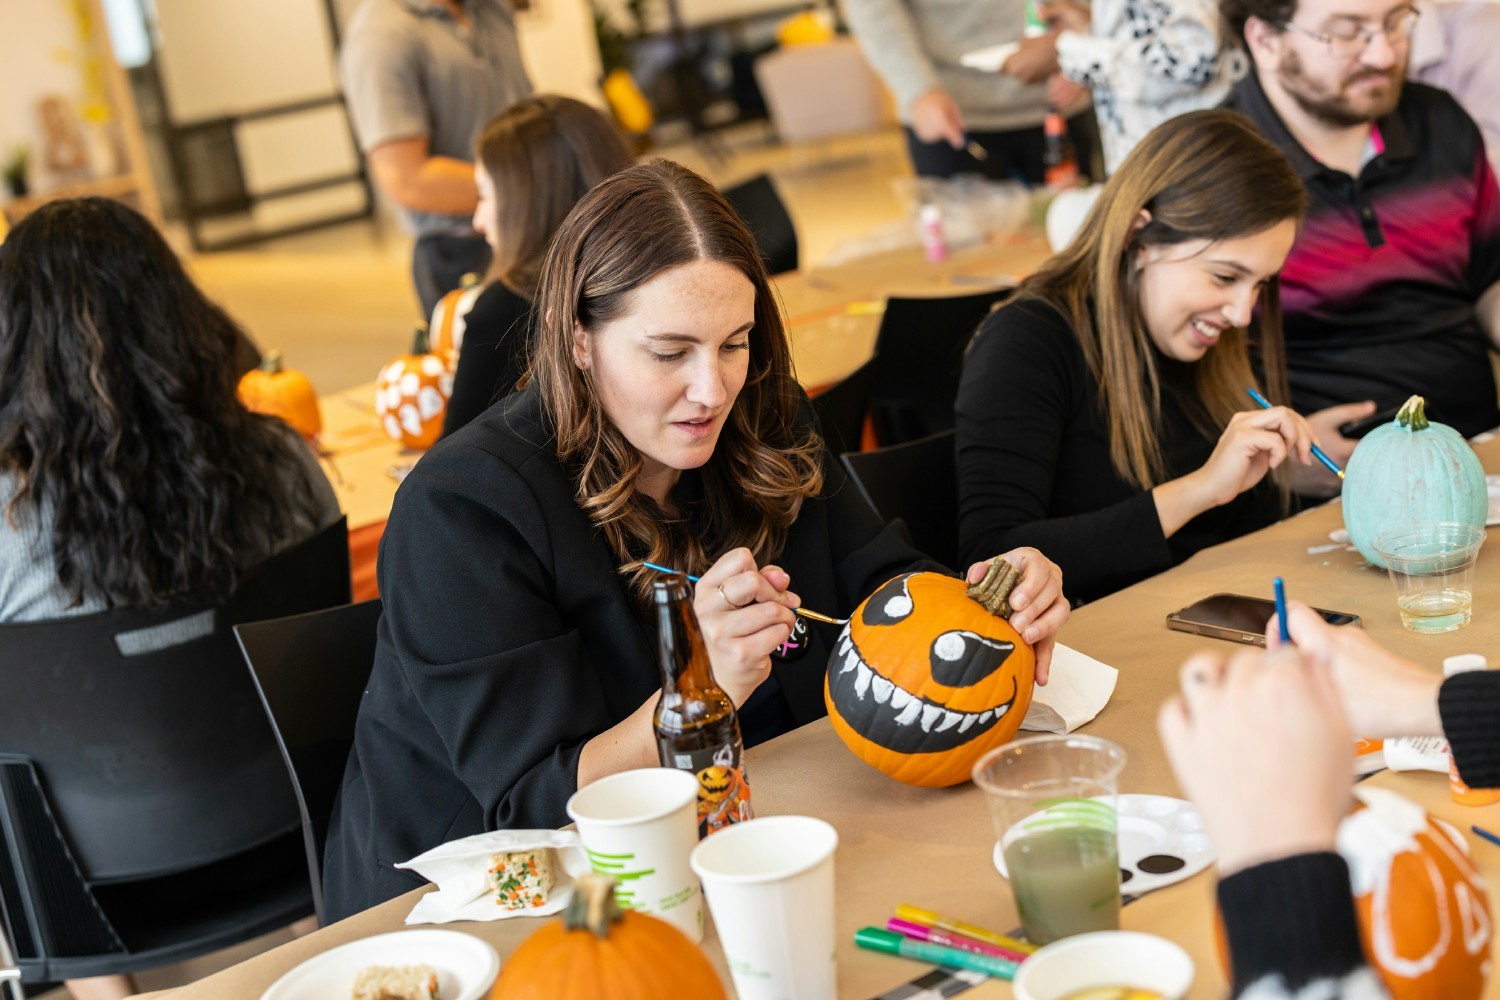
[810,360,874,457]
[868,287,1015,446]
[723,174,799,275]
[0,518,350,983]
[234,599,383,925]
[841,430,959,568]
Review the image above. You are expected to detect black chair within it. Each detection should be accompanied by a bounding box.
[0,518,350,983]
[810,360,874,457]
[868,287,1015,446]
[841,430,959,568]
[723,174,799,275]
[234,599,382,924]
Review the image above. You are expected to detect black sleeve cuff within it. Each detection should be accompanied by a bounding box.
[1440,671,1500,789]
[1218,852,1366,996]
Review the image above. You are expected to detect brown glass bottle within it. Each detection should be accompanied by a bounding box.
[651,574,754,839]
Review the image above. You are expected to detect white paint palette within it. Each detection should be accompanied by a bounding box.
[992,794,1216,896]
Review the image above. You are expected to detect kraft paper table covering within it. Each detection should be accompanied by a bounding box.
[134,437,1500,1000]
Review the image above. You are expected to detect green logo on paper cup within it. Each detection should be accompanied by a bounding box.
[584,848,656,907]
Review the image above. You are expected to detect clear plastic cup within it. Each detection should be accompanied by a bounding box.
[1373,522,1486,633]
[973,735,1126,945]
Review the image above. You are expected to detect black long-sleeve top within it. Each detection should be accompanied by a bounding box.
[439,281,533,439]
[1218,670,1500,998]
[322,385,938,921]
[956,297,1283,603]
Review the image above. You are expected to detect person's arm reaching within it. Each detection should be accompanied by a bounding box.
[367,137,479,216]
[843,0,962,145]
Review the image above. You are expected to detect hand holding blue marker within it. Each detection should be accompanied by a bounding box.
[1246,387,1344,480]
[1273,577,1291,644]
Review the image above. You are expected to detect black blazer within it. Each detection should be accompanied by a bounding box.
[440,281,533,439]
[323,385,936,919]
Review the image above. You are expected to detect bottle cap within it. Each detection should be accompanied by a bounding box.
[1043,110,1065,135]
[855,927,905,954]
[650,573,692,603]
[1443,653,1488,677]
[920,204,942,224]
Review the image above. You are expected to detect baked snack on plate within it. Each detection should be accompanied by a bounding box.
[487,848,556,910]
[351,963,440,1000]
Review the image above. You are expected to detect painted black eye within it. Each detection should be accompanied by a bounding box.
[859,575,914,626]
[928,630,1013,687]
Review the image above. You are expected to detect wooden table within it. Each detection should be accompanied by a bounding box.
[318,232,1054,599]
[145,436,1500,998]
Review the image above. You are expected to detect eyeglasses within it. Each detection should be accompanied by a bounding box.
[1279,5,1420,58]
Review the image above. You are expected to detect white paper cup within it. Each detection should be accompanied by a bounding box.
[566,767,703,942]
[1012,930,1194,1000]
[689,815,839,1000]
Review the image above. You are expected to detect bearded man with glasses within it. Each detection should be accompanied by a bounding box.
[1219,0,1500,498]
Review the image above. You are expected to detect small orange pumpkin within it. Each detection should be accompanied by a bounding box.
[237,350,321,442]
[824,567,1035,787]
[491,874,727,1000]
[1215,786,1491,998]
[375,323,453,451]
[428,271,484,363]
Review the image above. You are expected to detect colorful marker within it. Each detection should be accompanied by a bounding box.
[1274,577,1290,643]
[894,903,1037,955]
[1246,387,1344,479]
[1472,825,1500,849]
[886,917,1028,963]
[856,927,1019,979]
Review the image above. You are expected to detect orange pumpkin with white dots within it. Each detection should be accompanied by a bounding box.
[375,323,453,451]
[824,568,1035,787]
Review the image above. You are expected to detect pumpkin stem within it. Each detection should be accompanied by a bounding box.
[565,874,624,939]
[1396,395,1429,432]
[411,321,432,356]
[259,350,284,375]
[966,559,1022,620]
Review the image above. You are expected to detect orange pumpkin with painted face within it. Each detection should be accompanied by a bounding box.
[824,571,1034,787]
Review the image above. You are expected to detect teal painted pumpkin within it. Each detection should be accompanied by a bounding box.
[1343,396,1486,568]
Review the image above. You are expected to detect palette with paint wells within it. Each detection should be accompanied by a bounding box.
[993,795,1215,896]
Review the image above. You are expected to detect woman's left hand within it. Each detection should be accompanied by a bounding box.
[965,548,1068,685]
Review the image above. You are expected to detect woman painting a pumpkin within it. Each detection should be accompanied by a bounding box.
[323,159,1071,920]
[956,109,1319,604]
[437,95,633,436]
[0,198,340,1000]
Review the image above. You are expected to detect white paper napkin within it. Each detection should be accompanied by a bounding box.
[1019,642,1119,733]
[397,829,591,925]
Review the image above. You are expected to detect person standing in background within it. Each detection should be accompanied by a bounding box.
[341,0,533,317]
[844,0,1070,184]
[1409,0,1500,177]
[1000,0,1246,175]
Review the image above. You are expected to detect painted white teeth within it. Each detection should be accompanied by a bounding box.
[936,710,962,732]
[919,704,942,732]
[854,663,872,699]
[995,704,1008,718]
[958,713,977,733]
[841,649,859,675]
[894,699,922,726]
[838,633,852,656]
[871,676,893,704]
[979,710,993,724]
[890,687,913,710]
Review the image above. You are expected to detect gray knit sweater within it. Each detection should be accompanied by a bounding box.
[0,428,342,622]
[843,0,1048,132]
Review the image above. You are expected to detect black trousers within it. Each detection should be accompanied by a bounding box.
[904,111,1099,185]
[412,231,492,319]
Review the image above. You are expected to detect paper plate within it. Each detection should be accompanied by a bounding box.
[260,929,499,1000]
[992,794,1215,896]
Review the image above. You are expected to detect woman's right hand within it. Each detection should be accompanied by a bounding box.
[694,548,800,707]
[1155,406,1313,536]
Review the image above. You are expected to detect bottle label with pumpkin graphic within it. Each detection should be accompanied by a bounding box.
[658,728,753,838]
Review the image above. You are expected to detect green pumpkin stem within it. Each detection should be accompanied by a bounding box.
[966,559,1022,619]
[565,874,623,939]
[411,321,432,356]
[259,350,284,375]
[1396,395,1429,432]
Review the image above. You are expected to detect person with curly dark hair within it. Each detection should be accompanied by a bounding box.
[0,198,340,625]
[321,159,1073,920]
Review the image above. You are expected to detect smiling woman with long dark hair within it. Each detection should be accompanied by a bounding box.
[0,198,339,621]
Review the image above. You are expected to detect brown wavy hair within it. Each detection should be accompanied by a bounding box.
[1019,109,1307,491]
[475,95,633,298]
[529,159,824,603]
[0,198,323,609]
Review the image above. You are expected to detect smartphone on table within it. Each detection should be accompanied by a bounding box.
[1165,593,1361,646]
